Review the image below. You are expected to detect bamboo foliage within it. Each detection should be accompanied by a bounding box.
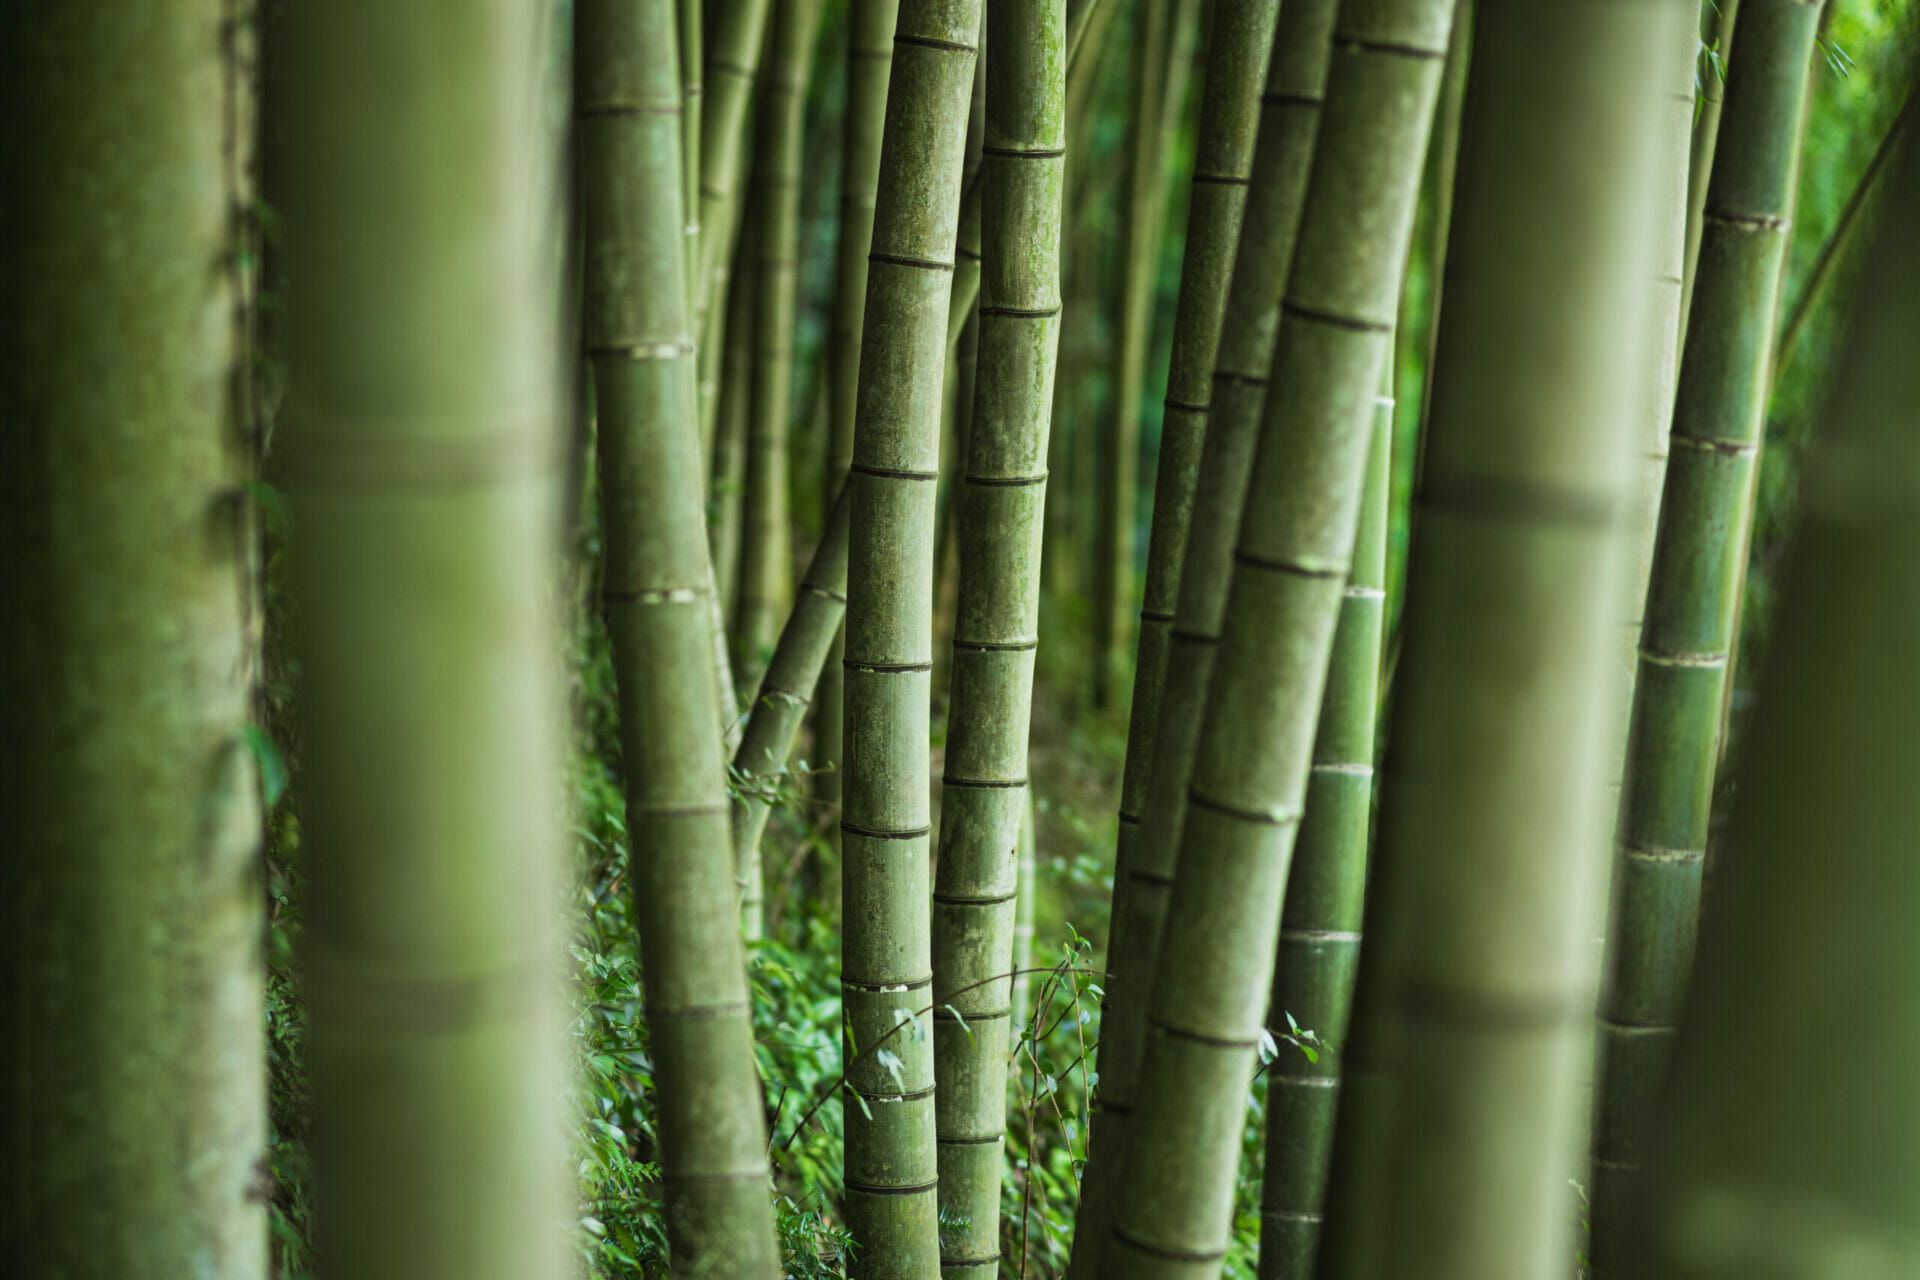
[285,2,569,1274]
[839,2,982,1273]
[1072,0,1299,1262]
[930,0,1065,1268]
[1642,130,1920,1279]
[737,0,826,688]
[577,2,782,1272]
[1101,3,1458,1275]
[0,6,264,1271]
[1258,357,1391,1280]
[1316,5,1671,1278]
[1593,0,1823,1253]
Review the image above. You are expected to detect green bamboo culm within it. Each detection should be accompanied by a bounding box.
[0,6,264,1272]
[693,0,776,461]
[1680,0,1742,342]
[1075,5,1338,1268]
[1314,6,1673,1279]
[737,0,827,689]
[829,0,906,486]
[930,0,1065,1270]
[1011,793,1039,1030]
[945,0,1114,354]
[1618,14,1696,712]
[1101,3,1457,1275]
[1592,1,1823,1257]
[695,0,775,323]
[817,0,904,853]
[713,217,759,626]
[1640,128,1920,1280]
[284,2,570,1274]
[1092,0,1201,711]
[1070,0,1300,1263]
[577,3,783,1272]
[733,486,852,937]
[680,0,703,292]
[1585,16,1695,1269]
[1257,353,1391,1280]
[840,3,982,1273]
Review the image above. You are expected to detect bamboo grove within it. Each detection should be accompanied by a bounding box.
[5,2,1919,1278]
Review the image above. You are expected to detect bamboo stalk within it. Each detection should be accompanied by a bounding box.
[1102,2,1459,1274]
[1318,6,1674,1278]
[737,0,828,689]
[285,1,572,1273]
[1641,123,1920,1279]
[695,0,775,324]
[1092,0,1204,712]
[732,486,852,937]
[1257,353,1391,1280]
[1068,0,1295,1264]
[839,3,983,1272]
[930,2,1065,1268]
[1,5,264,1270]
[1679,0,1741,340]
[1591,1,1823,1257]
[818,0,904,881]
[577,3,783,1271]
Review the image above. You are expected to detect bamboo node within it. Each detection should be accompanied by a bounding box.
[892,32,977,55]
[1635,646,1727,670]
[963,472,1047,487]
[1185,787,1303,827]
[1146,1015,1262,1050]
[1671,434,1760,458]
[1231,547,1347,581]
[1281,297,1394,334]
[1332,35,1447,62]
[1618,837,1706,863]
[602,584,703,605]
[868,250,956,273]
[1111,1224,1229,1264]
[840,820,933,840]
[980,145,1065,160]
